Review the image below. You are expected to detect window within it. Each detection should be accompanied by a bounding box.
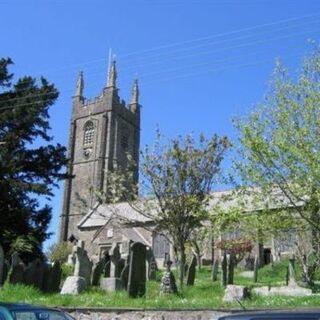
[83,121,95,146]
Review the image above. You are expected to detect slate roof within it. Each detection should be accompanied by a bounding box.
[78,188,305,229]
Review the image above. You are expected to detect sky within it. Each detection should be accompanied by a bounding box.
[2,0,320,249]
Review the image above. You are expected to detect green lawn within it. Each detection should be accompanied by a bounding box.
[1,262,320,309]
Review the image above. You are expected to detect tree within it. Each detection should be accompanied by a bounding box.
[0,58,67,260]
[102,132,229,288]
[234,47,320,285]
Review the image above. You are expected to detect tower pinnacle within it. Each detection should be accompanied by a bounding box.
[74,71,84,98]
[107,60,117,88]
[131,79,139,104]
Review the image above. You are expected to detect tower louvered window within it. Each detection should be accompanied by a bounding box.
[83,121,95,146]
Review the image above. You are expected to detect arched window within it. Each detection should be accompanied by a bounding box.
[83,121,95,146]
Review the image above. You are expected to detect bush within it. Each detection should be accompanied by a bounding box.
[47,242,72,263]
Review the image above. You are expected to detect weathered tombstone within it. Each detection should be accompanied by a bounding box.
[253,255,259,283]
[120,264,130,290]
[42,262,62,293]
[149,256,157,281]
[74,245,92,286]
[128,242,146,298]
[61,276,86,295]
[221,251,227,287]
[0,244,4,285]
[223,285,249,303]
[160,260,177,294]
[288,257,297,287]
[100,244,123,292]
[227,254,235,285]
[24,259,45,289]
[186,255,197,286]
[91,257,106,286]
[244,256,255,271]
[104,260,111,277]
[9,253,24,285]
[109,244,121,277]
[211,259,219,281]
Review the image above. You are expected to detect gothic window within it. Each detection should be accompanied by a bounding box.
[83,121,95,146]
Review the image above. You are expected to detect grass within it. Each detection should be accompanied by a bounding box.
[1,262,320,309]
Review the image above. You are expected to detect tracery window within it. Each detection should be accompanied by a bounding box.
[83,121,95,146]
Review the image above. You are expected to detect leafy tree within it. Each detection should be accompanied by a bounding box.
[234,47,320,285]
[47,242,72,263]
[0,58,67,260]
[101,132,229,288]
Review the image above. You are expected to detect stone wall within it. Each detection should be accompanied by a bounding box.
[64,309,230,320]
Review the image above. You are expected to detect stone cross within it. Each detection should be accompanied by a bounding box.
[160,260,177,294]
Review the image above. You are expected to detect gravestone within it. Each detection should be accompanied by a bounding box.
[186,255,197,286]
[149,256,157,280]
[9,253,24,285]
[61,276,86,295]
[120,264,130,290]
[288,257,297,287]
[128,242,146,298]
[24,259,45,289]
[253,255,259,283]
[223,285,249,303]
[100,244,123,292]
[221,251,227,287]
[91,257,106,286]
[74,244,92,285]
[211,259,219,281]
[104,260,111,277]
[227,253,235,285]
[0,244,4,285]
[160,260,177,294]
[42,262,62,293]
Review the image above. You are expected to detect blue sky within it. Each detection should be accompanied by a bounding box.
[2,0,320,249]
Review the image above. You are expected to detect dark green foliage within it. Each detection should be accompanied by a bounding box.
[0,58,67,260]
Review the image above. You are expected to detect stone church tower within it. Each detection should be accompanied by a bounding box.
[59,61,141,242]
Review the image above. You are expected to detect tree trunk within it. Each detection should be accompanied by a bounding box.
[179,244,186,289]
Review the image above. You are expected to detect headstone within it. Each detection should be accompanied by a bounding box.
[211,259,219,281]
[221,251,227,287]
[100,244,123,293]
[9,253,24,285]
[91,258,106,286]
[104,260,111,277]
[149,256,157,281]
[42,262,62,293]
[128,242,146,298]
[160,260,177,294]
[24,259,45,289]
[60,276,86,295]
[223,285,249,303]
[227,254,235,285]
[288,257,297,287]
[0,244,4,285]
[253,255,259,283]
[244,256,255,271]
[120,264,130,290]
[109,243,121,277]
[186,255,197,286]
[74,244,92,286]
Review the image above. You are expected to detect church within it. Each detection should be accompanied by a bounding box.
[59,61,174,264]
[59,61,298,266]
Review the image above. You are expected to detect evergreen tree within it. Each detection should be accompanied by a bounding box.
[0,58,67,260]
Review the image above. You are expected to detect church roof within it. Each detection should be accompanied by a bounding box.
[78,201,151,229]
[78,188,305,229]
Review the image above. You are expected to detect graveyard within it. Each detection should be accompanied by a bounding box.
[1,240,320,309]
